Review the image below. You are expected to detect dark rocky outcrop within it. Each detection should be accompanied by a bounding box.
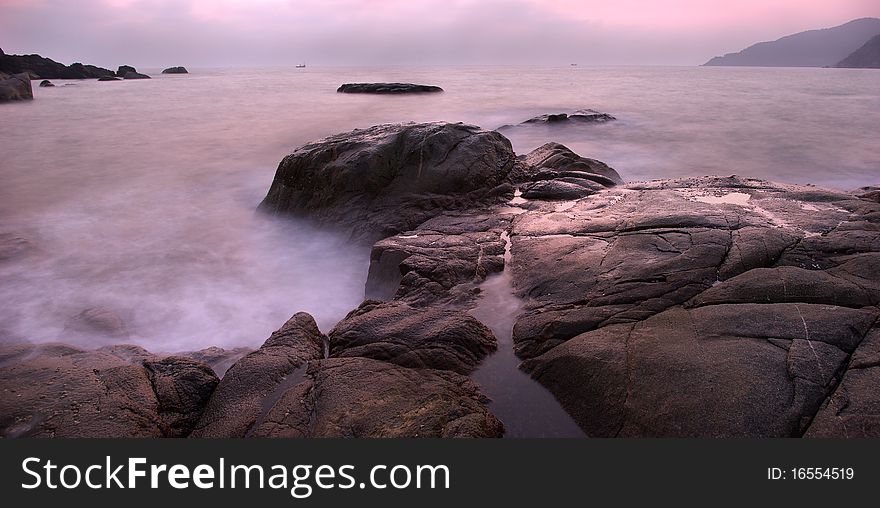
[521,109,615,125]
[123,71,151,80]
[337,83,443,94]
[835,33,880,68]
[116,65,136,77]
[0,51,114,79]
[161,66,189,74]
[259,122,516,241]
[329,300,497,374]
[98,76,121,82]
[0,72,33,102]
[38,79,54,87]
[249,357,503,438]
[0,343,218,437]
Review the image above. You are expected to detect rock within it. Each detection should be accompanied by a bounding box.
[0,72,33,102]
[508,176,880,436]
[0,233,35,262]
[855,185,880,203]
[522,304,875,437]
[337,83,443,94]
[805,327,880,437]
[190,312,326,438]
[161,66,188,74]
[177,346,252,378]
[0,51,114,79]
[0,343,217,437]
[259,122,516,242]
[249,357,503,438]
[62,307,130,340]
[123,71,150,80]
[522,109,615,124]
[365,213,512,305]
[38,79,54,87]
[329,300,497,374]
[517,142,623,185]
[142,356,219,437]
[116,65,137,77]
[97,76,121,81]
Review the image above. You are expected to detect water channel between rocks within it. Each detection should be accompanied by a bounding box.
[469,232,585,437]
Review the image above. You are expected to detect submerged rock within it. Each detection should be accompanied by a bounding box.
[0,72,33,102]
[498,109,616,130]
[337,82,443,94]
[259,122,516,241]
[38,79,54,87]
[162,66,188,74]
[62,307,131,341]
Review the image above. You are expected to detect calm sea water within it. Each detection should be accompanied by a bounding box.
[1,65,878,352]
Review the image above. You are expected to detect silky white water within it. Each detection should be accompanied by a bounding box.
[1,65,877,351]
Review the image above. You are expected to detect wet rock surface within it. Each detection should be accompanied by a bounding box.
[259,122,516,241]
[190,312,325,438]
[329,300,497,374]
[0,72,33,102]
[337,82,443,94]
[249,357,503,438]
[511,176,880,436]
[0,343,217,437]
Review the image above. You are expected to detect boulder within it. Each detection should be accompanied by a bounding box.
[123,71,151,80]
[38,79,54,87]
[521,109,615,124]
[161,66,188,74]
[190,312,326,438]
[116,65,137,77]
[259,122,516,241]
[0,343,217,437]
[249,357,503,438]
[329,300,497,374]
[337,82,443,94]
[0,72,33,102]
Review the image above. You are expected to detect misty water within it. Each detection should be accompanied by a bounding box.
[1,65,878,355]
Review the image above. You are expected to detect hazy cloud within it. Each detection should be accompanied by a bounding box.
[1,0,878,67]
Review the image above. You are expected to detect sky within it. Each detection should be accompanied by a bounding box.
[1,0,879,67]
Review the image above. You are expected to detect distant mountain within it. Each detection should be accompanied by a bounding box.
[835,33,880,68]
[703,17,880,67]
[0,48,114,79]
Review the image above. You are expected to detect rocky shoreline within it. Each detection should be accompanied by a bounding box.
[2,120,878,438]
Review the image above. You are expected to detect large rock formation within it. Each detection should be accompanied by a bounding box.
[0,72,33,102]
[0,51,114,79]
[259,122,517,241]
[337,83,443,94]
[162,66,189,74]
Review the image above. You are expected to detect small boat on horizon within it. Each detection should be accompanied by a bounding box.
[295,63,306,68]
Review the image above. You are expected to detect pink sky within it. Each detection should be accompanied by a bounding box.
[1,0,879,66]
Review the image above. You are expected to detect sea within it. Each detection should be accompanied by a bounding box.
[1,65,878,354]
